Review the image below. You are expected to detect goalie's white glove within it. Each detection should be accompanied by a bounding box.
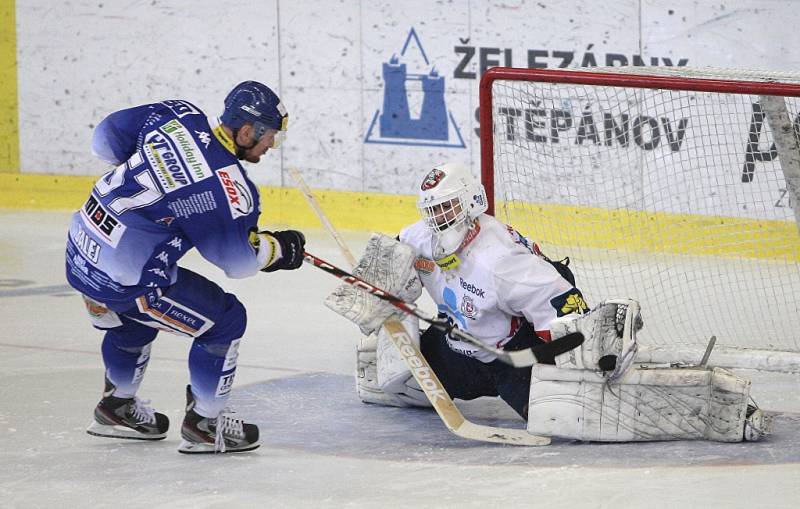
[325,233,422,335]
[549,298,643,380]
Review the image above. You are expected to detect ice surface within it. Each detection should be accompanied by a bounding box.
[1,211,799,508]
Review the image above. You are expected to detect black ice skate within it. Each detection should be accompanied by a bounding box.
[86,378,169,440]
[178,385,260,454]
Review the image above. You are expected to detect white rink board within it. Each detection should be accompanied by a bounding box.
[15,1,800,209]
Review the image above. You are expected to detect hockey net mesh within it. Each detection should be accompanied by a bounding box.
[484,67,800,365]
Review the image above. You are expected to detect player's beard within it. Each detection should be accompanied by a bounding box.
[235,133,261,162]
[236,144,251,161]
[241,150,263,163]
[236,146,247,160]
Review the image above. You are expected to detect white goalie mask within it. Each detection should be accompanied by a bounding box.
[416,162,488,258]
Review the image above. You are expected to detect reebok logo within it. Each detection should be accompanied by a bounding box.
[459,277,485,298]
[388,327,446,402]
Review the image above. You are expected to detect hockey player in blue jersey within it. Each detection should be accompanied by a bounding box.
[65,81,304,453]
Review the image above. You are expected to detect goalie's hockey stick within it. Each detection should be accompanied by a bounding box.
[303,251,582,368]
[289,167,551,446]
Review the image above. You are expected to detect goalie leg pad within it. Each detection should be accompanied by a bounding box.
[355,333,409,407]
[376,315,430,408]
[325,233,422,335]
[355,315,431,408]
[527,365,757,442]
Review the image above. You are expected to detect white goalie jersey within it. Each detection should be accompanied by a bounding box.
[399,214,587,363]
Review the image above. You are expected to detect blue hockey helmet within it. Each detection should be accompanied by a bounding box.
[221,81,288,146]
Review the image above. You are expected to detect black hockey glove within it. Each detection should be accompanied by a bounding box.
[261,230,306,272]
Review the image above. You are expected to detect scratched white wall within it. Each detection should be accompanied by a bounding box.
[15,0,800,198]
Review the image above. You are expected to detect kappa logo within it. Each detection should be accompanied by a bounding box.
[215,165,254,219]
[420,168,445,191]
[167,237,183,251]
[195,130,211,148]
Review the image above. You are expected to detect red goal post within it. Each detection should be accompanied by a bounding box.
[479,66,800,371]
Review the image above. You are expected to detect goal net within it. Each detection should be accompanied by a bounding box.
[480,66,800,371]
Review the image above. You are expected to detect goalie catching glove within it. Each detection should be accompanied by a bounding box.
[549,298,643,380]
[325,233,422,335]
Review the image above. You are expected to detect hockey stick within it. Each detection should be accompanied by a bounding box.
[699,336,717,367]
[304,250,582,368]
[289,167,550,445]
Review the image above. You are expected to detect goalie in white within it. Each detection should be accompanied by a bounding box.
[328,161,589,418]
[326,162,773,443]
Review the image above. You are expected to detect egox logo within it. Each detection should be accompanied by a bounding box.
[215,165,254,219]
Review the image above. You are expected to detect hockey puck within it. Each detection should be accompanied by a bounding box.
[598,355,617,371]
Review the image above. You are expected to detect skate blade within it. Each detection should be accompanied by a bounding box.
[177,439,260,454]
[86,421,167,441]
